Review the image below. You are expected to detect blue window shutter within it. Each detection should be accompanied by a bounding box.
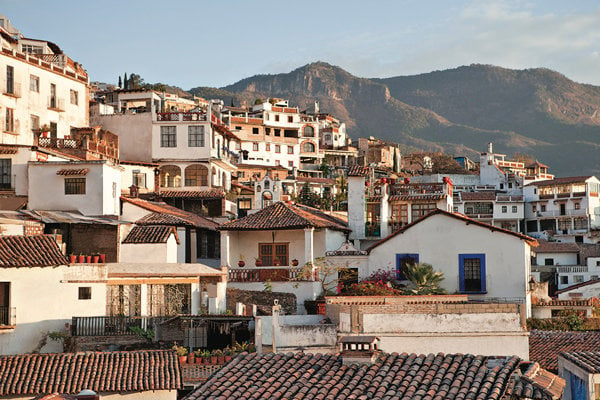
[396,254,419,280]
[480,255,486,293]
[458,254,466,292]
[459,254,486,293]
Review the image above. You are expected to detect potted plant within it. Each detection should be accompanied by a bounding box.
[223,346,233,362]
[99,254,106,263]
[210,349,218,364]
[172,344,188,364]
[85,255,92,263]
[187,351,195,364]
[238,260,245,268]
[291,259,299,266]
[255,257,262,267]
[273,257,281,266]
[194,349,204,364]
[213,349,224,364]
[69,254,77,264]
[92,254,100,263]
[77,254,85,263]
[201,349,211,364]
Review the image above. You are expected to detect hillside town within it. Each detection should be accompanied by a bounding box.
[1,13,600,400]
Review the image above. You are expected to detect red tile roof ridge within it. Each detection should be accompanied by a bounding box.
[367,209,538,253]
[0,235,68,267]
[555,278,600,295]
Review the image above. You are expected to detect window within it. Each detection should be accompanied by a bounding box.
[266,143,270,151]
[5,66,14,95]
[188,126,204,147]
[544,258,554,266]
[259,243,288,266]
[534,188,537,194]
[512,206,517,213]
[288,161,293,167]
[324,134,331,141]
[396,254,418,280]
[265,128,271,135]
[411,203,436,221]
[532,205,537,212]
[78,287,92,300]
[275,115,280,122]
[303,142,315,152]
[303,126,314,137]
[132,171,146,188]
[70,89,78,105]
[274,129,281,137]
[541,205,546,212]
[0,282,11,326]
[49,122,57,139]
[0,159,11,189]
[49,83,56,108]
[30,75,39,92]
[22,44,43,54]
[30,115,39,132]
[236,142,241,150]
[560,276,568,284]
[501,206,507,213]
[275,145,281,153]
[574,275,584,283]
[253,143,259,151]
[508,183,513,189]
[5,108,14,132]
[160,126,176,147]
[287,146,294,154]
[275,160,280,166]
[391,203,409,229]
[252,127,259,135]
[288,116,293,123]
[574,202,580,210]
[65,178,86,195]
[459,254,486,293]
[185,164,208,186]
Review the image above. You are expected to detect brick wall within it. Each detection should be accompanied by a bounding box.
[227,288,296,315]
[68,335,147,352]
[25,220,44,236]
[69,224,119,262]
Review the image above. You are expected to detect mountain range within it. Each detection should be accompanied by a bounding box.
[184,62,600,177]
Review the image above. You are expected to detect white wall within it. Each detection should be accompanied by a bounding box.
[536,252,578,266]
[0,265,106,355]
[28,161,122,216]
[120,164,157,193]
[91,113,153,162]
[367,213,531,303]
[227,281,322,314]
[348,176,366,240]
[120,242,171,263]
[8,390,176,400]
[256,315,336,348]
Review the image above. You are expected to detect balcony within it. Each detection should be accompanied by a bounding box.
[156,112,207,122]
[70,315,166,337]
[465,213,493,219]
[228,266,317,282]
[36,136,119,161]
[2,119,19,134]
[0,306,16,327]
[48,97,65,111]
[2,81,21,98]
[557,265,588,273]
[536,209,589,217]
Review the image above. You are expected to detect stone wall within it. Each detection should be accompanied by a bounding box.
[67,334,148,352]
[227,288,296,315]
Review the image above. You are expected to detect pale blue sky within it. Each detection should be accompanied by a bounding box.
[3,0,600,88]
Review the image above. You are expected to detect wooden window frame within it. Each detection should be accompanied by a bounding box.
[258,242,289,266]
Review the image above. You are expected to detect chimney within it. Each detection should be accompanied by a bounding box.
[76,389,100,400]
[488,142,493,153]
[340,336,380,365]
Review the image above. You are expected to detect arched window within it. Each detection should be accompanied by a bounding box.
[264,179,270,190]
[303,126,315,137]
[160,165,181,188]
[211,167,217,186]
[184,164,208,186]
[303,142,315,153]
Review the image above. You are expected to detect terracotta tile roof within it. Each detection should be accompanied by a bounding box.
[530,330,600,372]
[0,350,182,396]
[347,165,369,177]
[0,235,68,267]
[218,201,349,232]
[184,352,563,400]
[367,209,538,253]
[555,278,600,295]
[55,168,90,176]
[526,176,594,187]
[32,394,76,400]
[535,240,580,253]
[527,160,549,169]
[122,225,179,244]
[560,351,600,373]
[460,191,496,201]
[0,145,18,155]
[121,197,218,230]
[158,189,224,199]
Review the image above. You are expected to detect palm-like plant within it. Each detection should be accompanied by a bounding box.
[402,262,446,295]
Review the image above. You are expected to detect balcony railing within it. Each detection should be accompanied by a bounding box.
[557,265,588,273]
[156,112,207,122]
[465,213,493,219]
[48,97,65,111]
[2,81,21,97]
[0,306,16,327]
[71,316,167,336]
[228,267,317,282]
[36,137,119,160]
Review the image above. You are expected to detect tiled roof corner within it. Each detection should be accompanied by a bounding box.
[122,225,179,244]
[560,351,600,374]
[530,330,600,372]
[0,235,68,267]
[347,165,369,177]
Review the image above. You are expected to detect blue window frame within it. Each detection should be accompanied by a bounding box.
[396,254,419,280]
[458,254,486,293]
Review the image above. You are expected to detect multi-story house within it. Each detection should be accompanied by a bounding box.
[454,191,524,232]
[0,14,89,194]
[524,176,600,243]
[92,91,240,216]
[315,112,357,172]
[355,136,401,173]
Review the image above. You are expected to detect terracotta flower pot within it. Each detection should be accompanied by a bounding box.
[291,259,299,266]
[195,357,203,364]
[224,355,232,362]
[255,260,262,267]
[238,260,245,267]
[218,356,225,364]
[77,255,85,263]
[210,356,218,364]
[99,254,106,263]
[178,356,187,365]
[187,355,195,364]
[92,255,99,263]
[86,255,92,263]
[69,255,77,264]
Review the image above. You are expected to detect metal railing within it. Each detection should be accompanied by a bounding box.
[71,316,167,336]
[0,306,16,326]
[156,112,207,122]
[557,265,589,273]
[228,267,317,282]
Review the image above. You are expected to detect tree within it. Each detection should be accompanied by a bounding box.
[123,73,128,90]
[402,262,446,295]
[118,75,122,88]
[128,73,145,89]
[295,258,354,296]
